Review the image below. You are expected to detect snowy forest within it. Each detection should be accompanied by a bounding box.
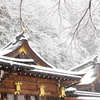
[0,0,100,70]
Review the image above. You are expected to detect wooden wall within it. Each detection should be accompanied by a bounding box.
[0,74,59,97]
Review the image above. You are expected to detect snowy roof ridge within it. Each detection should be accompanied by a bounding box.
[29,69,81,79]
[0,55,34,63]
[31,65,85,76]
[0,58,35,70]
[75,90,100,96]
[68,56,98,72]
[78,64,99,85]
[1,31,27,51]
[0,58,81,79]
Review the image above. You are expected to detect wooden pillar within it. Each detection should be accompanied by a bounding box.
[1,94,8,100]
[38,96,47,100]
[24,95,31,100]
[59,97,65,100]
[1,94,4,100]
[14,94,18,100]
[38,96,42,100]
[34,96,38,100]
[48,97,50,100]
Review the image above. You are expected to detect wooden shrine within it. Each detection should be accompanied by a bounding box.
[0,30,81,100]
[64,57,100,100]
[69,57,100,92]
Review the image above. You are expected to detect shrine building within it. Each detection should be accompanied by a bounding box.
[0,30,82,100]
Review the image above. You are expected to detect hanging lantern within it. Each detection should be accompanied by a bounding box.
[59,87,66,98]
[39,85,46,97]
[14,82,22,95]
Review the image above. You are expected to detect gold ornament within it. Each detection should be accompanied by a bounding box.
[39,85,46,97]
[59,87,66,98]
[14,82,22,95]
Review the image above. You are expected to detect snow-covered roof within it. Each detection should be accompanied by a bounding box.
[0,58,35,70]
[0,55,34,63]
[0,31,55,68]
[78,64,98,85]
[0,58,81,79]
[66,90,100,99]
[66,87,76,91]
[0,56,83,77]
[77,97,100,99]
[75,90,100,97]
[68,56,98,73]
[0,33,26,56]
[28,67,81,79]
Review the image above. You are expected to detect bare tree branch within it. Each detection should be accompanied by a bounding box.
[20,0,23,31]
[63,0,100,52]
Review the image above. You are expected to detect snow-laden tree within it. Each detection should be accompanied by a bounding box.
[0,0,100,69]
